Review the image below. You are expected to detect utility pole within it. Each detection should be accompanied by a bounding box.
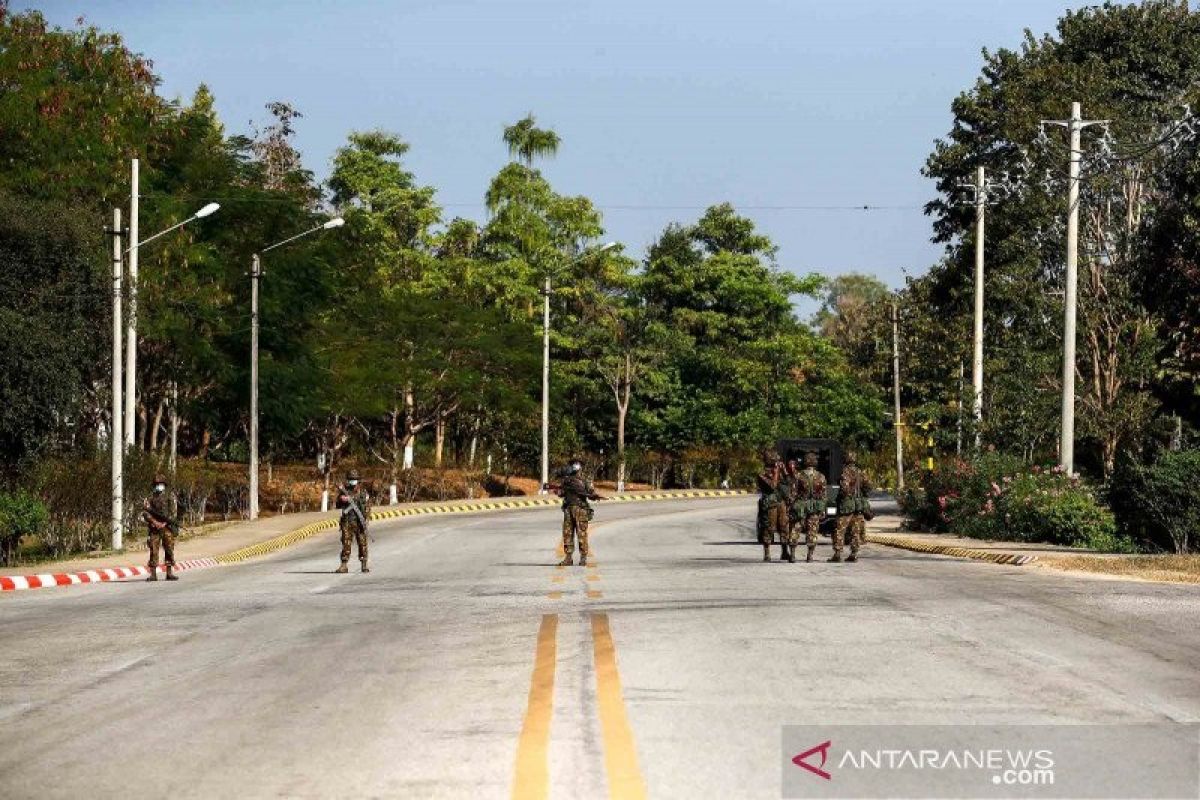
[110,208,124,550]
[891,300,904,493]
[125,158,139,450]
[957,165,992,450]
[971,165,985,449]
[249,254,261,520]
[540,275,551,493]
[1042,102,1107,474]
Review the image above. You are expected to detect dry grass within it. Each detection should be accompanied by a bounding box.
[1038,554,1200,583]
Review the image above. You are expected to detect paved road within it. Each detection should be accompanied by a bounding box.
[2,498,1199,799]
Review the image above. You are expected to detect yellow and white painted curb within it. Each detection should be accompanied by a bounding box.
[866,533,1039,566]
[215,489,750,565]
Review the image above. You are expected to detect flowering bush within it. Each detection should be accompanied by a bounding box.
[900,455,1129,552]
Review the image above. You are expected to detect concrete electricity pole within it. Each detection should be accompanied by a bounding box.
[1042,102,1107,474]
[250,253,261,521]
[110,208,124,550]
[249,218,344,520]
[891,300,904,493]
[540,274,551,492]
[125,158,139,450]
[957,165,993,450]
[970,166,986,449]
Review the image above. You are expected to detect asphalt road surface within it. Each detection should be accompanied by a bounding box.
[2,498,1199,799]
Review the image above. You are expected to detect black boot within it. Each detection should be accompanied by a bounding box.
[558,554,573,567]
[786,545,796,563]
[165,566,178,581]
[762,545,771,562]
[829,552,843,563]
[146,570,158,582]
[806,547,815,563]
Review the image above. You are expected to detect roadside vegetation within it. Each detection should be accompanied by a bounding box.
[2,2,1198,565]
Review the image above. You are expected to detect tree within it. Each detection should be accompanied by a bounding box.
[0,6,164,210]
[812,272,890,378]
[503,114,561,167]
[0,192,107,466]
[920,0,1200,474]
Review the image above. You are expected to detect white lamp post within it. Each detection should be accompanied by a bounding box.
[249,217,345,520]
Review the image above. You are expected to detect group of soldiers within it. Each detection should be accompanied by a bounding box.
[135,450,868,580]
[137,469,374,581]
[756,449,873,563]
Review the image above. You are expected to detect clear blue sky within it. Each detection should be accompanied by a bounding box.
[39,0,1089,309]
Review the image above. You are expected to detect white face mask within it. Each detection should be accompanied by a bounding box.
[153,484,165,494]
[348,480,359,488]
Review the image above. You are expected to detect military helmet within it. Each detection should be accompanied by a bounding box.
[804,451,819,467]
[845,451,858,466]
[152,473,168,486]
[346,469,361,481]
[760,447,781,465]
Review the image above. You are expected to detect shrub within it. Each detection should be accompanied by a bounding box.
[0,489,49,566]
[901,455,1127,552]
[1108,449,1200,554]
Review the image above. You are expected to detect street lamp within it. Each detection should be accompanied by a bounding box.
[111,199,220,550]
[539,241,618,493]
[249,217,345,520]
[124,199,221,449]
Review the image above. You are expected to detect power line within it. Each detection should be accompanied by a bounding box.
[138,193,925,212]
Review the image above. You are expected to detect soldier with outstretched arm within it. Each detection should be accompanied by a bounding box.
[334,469,371,573]
[545,459,605,567]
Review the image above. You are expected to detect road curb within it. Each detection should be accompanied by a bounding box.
[865,533,1039,566]
[3,490,750,591]
[0,557,220,592]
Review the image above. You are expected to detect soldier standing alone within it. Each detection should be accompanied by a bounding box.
[793,452,828,563]
[552,460,602,567]
[832,451,872,563]
[335,470,371,574]
[143,474,179,581]
[755,452,789,562]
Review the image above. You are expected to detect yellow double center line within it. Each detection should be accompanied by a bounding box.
[511,612,646,800]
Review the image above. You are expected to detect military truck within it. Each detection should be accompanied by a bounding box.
[775,438,842,533]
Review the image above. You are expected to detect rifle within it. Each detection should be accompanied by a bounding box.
[336,486,369,531]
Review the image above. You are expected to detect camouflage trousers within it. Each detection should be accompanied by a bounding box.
[832,514,865,556]
[797,514,822,549]
[340,520,368,563]
[147,527,176,569]
[757,504,789,545]
[562,506,590,556]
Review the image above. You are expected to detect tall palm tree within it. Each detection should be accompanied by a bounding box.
[503,114,560,166]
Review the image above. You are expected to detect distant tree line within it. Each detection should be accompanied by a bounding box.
[0,4,884,499]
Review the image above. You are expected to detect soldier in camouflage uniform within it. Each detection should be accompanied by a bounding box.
[335,470,371,573]
[143,474,179,581]
[755,451,789,562]
[792,452,828,563]
[553,460,602,567]
[832,451,872,563]
[779,458,802,563]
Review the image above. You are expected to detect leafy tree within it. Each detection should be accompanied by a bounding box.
[0,5,165,210]
[920,0,1200,474]
[0,192,107,466]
